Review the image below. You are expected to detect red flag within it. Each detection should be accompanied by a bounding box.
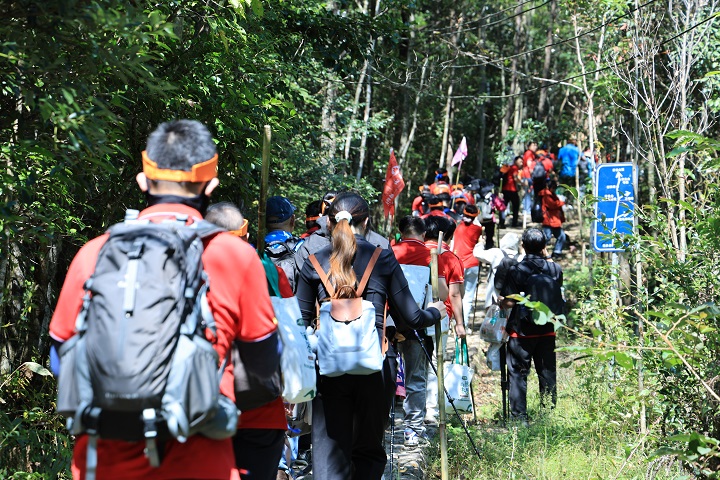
[382,149,405,217]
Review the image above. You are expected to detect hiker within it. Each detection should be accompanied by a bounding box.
[392,216,450,447]
[557,138,581,189]
[49,120,280,480]
[411,185,432,217]
[477,185,505,250]
[500,156,523,228]
[473,232,522,309]
[538,179,567,259]
[206,203,289,480]
[429,168,451,196]
[295,192,445,479]
[452,204,483,326]
[301,200,322,238]
[423,215,467,425]
[421,194,451,220]
[265,196,304,292]
[500,228,564,423]
[294,191,390,285]
[521,141,538,220]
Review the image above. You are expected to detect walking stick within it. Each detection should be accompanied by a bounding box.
[257,125,271,254]
[389,394,396,480]
[471,268,481,331]
[413,330,483,460]
[430,232,448,480]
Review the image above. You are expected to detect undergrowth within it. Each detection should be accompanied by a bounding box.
[428,358,687,479]
[0,361,71,479]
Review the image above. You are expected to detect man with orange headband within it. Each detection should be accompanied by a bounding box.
[50,119,280,480]
[452,204,483,326]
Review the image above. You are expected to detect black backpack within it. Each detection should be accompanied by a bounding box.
[532,161,547,181]
[56,210,238,478]
[493,250,518,293]
[525,262,564,315]
[531,196,544,223]
[265,236,303,291]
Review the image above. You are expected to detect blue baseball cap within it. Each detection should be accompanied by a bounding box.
[266,196,296,223]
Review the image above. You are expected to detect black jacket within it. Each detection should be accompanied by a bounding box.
[296,235,440,347]
[501,254,563,336]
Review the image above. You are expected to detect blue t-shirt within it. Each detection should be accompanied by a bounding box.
[558,143,580,177]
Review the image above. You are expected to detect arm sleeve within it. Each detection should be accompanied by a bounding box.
[296,258,320,327]
[387,259,441,331]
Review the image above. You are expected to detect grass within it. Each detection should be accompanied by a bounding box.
[427,357,688,480]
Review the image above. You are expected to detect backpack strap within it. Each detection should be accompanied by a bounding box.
[356,247,382,297]
[308,254,335,298]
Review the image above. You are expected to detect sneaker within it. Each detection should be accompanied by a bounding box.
[404,428,420,447]
[293,449,310,468]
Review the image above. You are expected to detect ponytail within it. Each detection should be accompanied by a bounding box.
[326,192,370,298]
[329,218,357,297]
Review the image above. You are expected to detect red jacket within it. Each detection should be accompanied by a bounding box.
[539,188,565,228]
[50,204,279,480]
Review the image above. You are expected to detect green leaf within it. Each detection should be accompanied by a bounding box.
[22,361,52,377]
[251,0,264,17]
[612,352,635,370]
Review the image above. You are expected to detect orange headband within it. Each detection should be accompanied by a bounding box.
[142,151,218,182]
[463,210,478,218]
[306,215,320,222]
[228,218,249,237]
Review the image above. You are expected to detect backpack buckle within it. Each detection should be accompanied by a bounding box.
[142,409,161,467]
[142,408,158,439]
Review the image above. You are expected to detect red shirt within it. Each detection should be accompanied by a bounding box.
[421,209,450,220]
[453,222,482,269]
[503,165,519,192]
[522,150,536,179]
[392,239,431,267]
[425,241,464,319]
[411,196,424,214]
[49,204,278,480]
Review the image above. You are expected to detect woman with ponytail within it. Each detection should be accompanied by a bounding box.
[296,192,444,480]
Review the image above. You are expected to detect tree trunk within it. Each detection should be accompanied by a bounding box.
[439,10,461,168]
[537,0,557,117]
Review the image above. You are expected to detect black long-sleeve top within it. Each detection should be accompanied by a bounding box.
[296,235,441,346]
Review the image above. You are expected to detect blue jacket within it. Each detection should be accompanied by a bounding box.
[558,143,580,178]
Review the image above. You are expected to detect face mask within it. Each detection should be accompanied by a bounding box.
[145,189,210,216]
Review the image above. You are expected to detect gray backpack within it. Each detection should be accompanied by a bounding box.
[56,210,239,479]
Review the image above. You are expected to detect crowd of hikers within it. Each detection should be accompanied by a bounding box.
[49,120,571,480]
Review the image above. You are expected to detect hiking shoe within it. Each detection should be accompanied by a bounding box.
[404,428,420,447]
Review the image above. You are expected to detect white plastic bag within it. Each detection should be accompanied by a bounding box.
[272,296,317,403]
[480,305,508,343]
[444,339,474,414]
[485,342,502,371]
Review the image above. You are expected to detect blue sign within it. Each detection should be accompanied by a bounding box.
[593,163,635,252]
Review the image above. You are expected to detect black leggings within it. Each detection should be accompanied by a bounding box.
[311,357,396,480]
[233,428,286,480]
[501,190,520,226]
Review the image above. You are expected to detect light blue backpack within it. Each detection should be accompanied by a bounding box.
[309,247,384,377]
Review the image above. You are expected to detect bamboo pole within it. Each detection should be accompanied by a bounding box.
[257,125,272,254]
[431,232,448,480]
